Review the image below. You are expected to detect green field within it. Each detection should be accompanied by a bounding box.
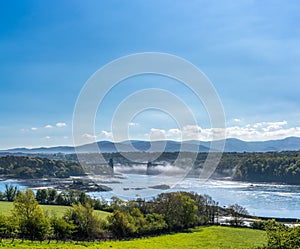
[0,201,109,219]
[0,226,266,249]
[0,201,266,248]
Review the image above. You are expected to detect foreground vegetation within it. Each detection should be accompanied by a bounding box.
[255,220,300,249]
[0,226,266,248]
[1,186,300,248]
[0,186,251,242]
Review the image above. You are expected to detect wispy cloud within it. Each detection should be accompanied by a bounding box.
[56,122,66,128]
[31,127,38,131]
[44,136,51,140]
[101,131,113,140]
[44,125,53,129]
[128,122,139,126]
[82,133,97,140]
[150,128,166,140]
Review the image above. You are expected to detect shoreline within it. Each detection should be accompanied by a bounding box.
[1,176,299,221]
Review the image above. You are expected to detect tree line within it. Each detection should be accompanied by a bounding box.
[251,219,300,249]
[0,185,110,210]
[0,155,84,178]
[2,151,300,184]
[0,187,249,242]
[233,152,300,184]
[1,187,298,247]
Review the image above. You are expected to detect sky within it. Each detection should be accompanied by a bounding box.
[0,0,300,149]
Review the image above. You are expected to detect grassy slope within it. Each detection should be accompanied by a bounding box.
[0,201,109,219]
[0,226,266,249]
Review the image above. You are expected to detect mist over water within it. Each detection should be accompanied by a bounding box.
[114,164,187,175]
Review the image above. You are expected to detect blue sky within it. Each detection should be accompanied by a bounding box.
[1,0,300,149]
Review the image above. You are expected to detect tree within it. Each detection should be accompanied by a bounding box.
[36,189,48,204]
[56,192,66,205]
[47,188,57,204]
[13,189,51,241]
[63,203,102,240]
[256,220,300,249]
[4,184,18,201]
[110,196,125,211]
[107,210,135,238]
[51,217,76,242]
[78,192,88,205]
[0,214,18,241]
[153,192,198,230]
[93,197,110,211]
[203,194,219,224]
[228,204,248,226]
[143,213,167,235]
[128,207,145,235]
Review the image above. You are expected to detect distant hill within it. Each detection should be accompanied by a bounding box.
[5,146,75,154]
[223,136,300,152]
[1,137,300,154]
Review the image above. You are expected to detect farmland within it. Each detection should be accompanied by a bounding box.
[0,226,266,249]
[0,201,109,219]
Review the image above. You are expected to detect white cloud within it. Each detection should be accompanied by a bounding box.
[82,133,97,140]
[234,118,241,122]
[168,128,181,134]
[44,125,53,129]
[31,127,38,131]
[73,121,300,143]
[148,126,217,141]
[150,128,166,140]
[165,129,182,141]
[144,120,300,142]
[56,122,66,128]
[101,130,113,140]
[168,128,181,136]
[44,136,51,140]
[151,128,165,133]
[181,125,202,140]
[261,121,287,132]
[225,120,296,141]
[128,122,139,126]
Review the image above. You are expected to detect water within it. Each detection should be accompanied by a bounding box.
[1,176,299,219]
[174,178,300,219]
[89,174,300,219]
[0,179,26,192]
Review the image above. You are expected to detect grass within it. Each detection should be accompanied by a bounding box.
[0,202,266,248]
[0,226,266,248]
[0,201,109,219]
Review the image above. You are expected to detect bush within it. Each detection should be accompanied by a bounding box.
[13,189,51,241]
[107,210,136,238]
[51,217,76,242]
[0,214,18,240]
[63,203,103,240]
[256,220,300,249]
[251,219,267,230]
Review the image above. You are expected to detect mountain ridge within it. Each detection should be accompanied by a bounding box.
[1,136,300,154]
